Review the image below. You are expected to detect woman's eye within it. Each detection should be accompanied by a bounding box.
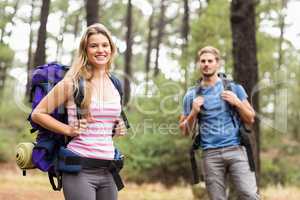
[89,43,97,47]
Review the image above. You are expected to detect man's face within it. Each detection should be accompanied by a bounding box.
[198,53,219,78]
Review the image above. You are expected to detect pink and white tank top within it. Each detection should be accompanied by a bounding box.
[66,89,121,160]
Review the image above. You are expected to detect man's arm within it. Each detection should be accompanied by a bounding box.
[179,112,197,136]
[234,99,255,124]
[179,96,204,136]
[221,90,255,125]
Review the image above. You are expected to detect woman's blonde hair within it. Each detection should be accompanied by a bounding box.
[65,23,117,113]
[197,46,220,62]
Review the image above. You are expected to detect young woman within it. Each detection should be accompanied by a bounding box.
[31,23,126,200]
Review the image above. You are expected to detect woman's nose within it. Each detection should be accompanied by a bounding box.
[96,46,103,52]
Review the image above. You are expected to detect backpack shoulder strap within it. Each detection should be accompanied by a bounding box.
[219,75,238,127]
[73,77,85,120]
[193,83,202,140]
[218,72,232,90]
[108,73,130,129]
[108,73,123,102]
[190,81,203,184]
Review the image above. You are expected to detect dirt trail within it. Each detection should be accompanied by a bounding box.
[0,163,193,200]
[0,163,63,200]
[2,163,300,200]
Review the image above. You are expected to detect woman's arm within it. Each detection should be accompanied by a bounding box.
[31,78,85,137]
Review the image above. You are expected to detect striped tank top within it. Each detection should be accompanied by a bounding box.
[66,88,121,160]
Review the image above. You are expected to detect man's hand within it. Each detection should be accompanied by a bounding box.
[221,90,241,107]
[222,90,255,124]
[192,96,204,114]
[179,115,189,137]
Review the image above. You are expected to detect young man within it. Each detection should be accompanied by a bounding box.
[179,46,259,200]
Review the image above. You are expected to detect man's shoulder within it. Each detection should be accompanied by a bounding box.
[229,81,245,91]
[222,78,244,91]
[185,86,197,97]
[225,81,248,99]
[187,85,197,92]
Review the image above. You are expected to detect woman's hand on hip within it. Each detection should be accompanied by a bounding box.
[67,118,88,137]
[113,118,127,137]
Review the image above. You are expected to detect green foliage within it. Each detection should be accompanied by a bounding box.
[261,127,300,187]
[0,79,34,162]
[189,0,232,72]
[261,156,300,187]
[117,131,191,185]
[0,43,14,63]
[115,76,193,185]
[0,129,13,162]
[51,0,69,12]
[256,31,278,76]
[261,158,284,186]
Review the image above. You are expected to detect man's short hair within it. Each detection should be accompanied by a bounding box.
[197,46,220,62]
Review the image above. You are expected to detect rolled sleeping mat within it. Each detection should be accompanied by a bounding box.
[16,142,36,170]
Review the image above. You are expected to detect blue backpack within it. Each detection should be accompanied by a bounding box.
[27,62,129,190]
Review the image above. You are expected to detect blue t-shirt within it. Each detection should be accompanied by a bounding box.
[182,79,248,150]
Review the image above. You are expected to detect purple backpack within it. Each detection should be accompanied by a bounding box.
[27,62,79,190]
[29,62,69,135]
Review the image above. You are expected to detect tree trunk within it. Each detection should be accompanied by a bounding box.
[25,0,36,97]
[145,13,154,95]
[85,0,99,26]
[123,0,133,106]
[33,0,50,67]
[274,0,288,133]
[0,62,7,96]
[181,0,190,91]
[71,10,81,63]
[181,0,189,49]
[277,0,287,69]
[154,0,166,77]
[230,0,260,184]
[55,13,68,62]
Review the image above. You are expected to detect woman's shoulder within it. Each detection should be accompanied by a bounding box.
[59,77,76,105]
[59,77,75,90]
[53,77,75,99]
[62,76,74,85]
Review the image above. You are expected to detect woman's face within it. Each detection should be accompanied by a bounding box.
[86,33,112,69]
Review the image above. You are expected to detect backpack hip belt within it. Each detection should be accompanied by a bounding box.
[59,153,124,191]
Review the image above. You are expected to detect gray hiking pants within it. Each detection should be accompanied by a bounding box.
[62,168,117,200]
[202,145,260,200]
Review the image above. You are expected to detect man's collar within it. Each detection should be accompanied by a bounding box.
[198,77,221,88]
